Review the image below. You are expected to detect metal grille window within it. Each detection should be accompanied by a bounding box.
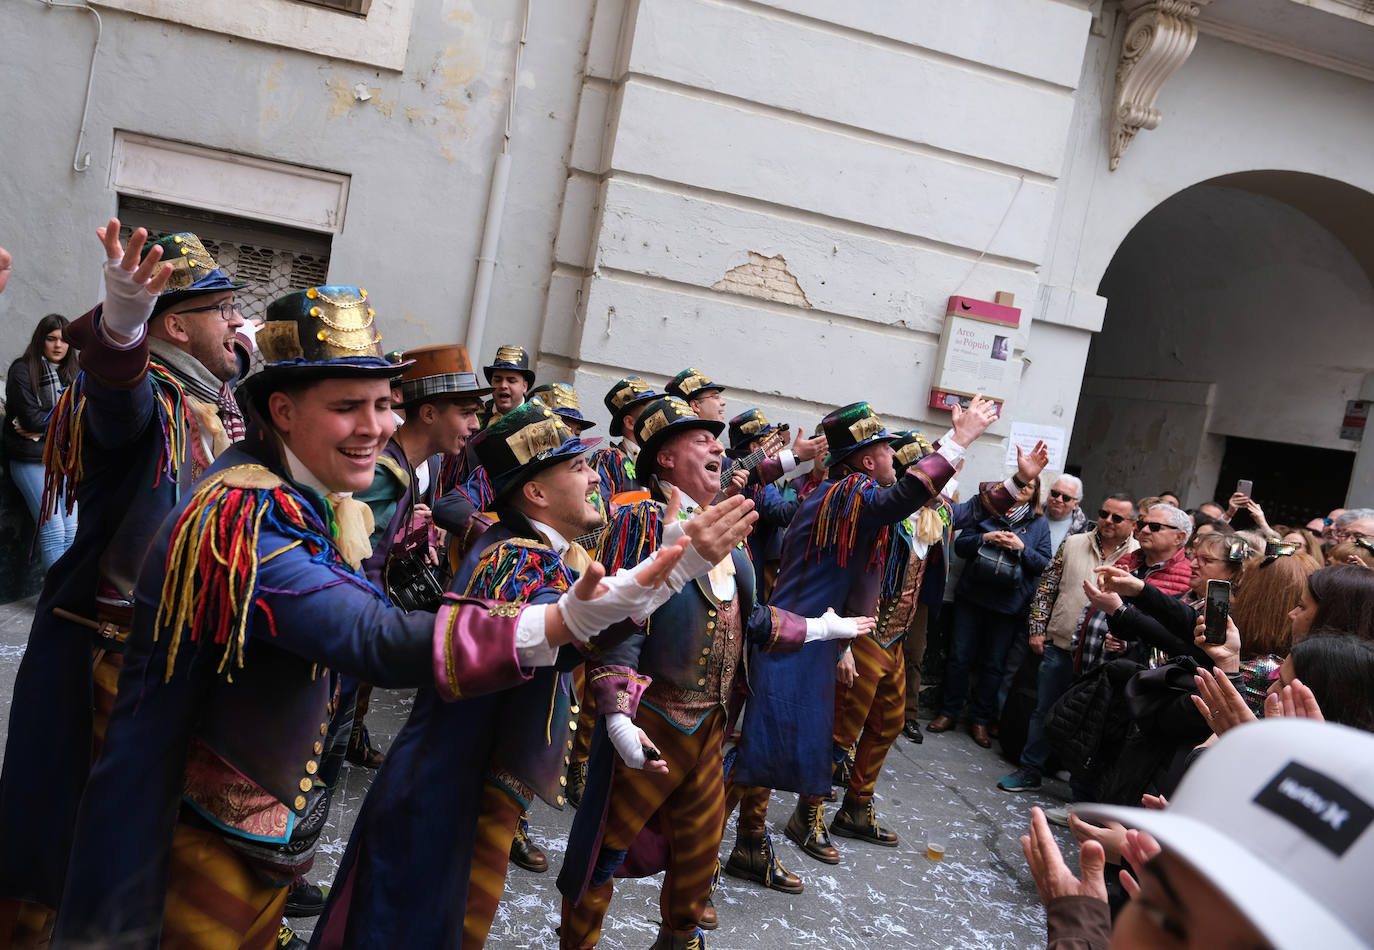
[117,196,332,325]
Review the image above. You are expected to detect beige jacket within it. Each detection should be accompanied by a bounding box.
[1028,529,1140,651]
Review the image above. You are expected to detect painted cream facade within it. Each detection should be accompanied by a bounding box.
[2,0,1373,508]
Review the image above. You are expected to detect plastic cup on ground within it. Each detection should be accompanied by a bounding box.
[926,840,946,862]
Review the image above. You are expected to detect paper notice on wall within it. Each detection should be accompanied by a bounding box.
[1005,422,1067,471]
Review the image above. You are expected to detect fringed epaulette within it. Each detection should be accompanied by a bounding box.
[595,497,665,573]
[805,472,890,571]
[435,452,467,499]
[155,464,350,684]
[40,363,190,522]
[461,466,494,511]
[464,538,576,602]
[881,517,915,604]
[589,446,630,496]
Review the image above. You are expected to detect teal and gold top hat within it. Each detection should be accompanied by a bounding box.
[726,408,780,459]
[483,344,536,387]
[141,232,247,315]
[889,429,935,477]
[245,286,401,400]
[603,375,660,437]
[632,396,725,485]
[665,367,724,402]
[821,401,896,469]
[469,399,602,500]
[530,382,596,430]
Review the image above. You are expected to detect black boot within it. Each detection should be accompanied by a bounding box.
[723,830,804,893]
[510,814,548,872]
[830,796,899,847]
[783,801,840,864]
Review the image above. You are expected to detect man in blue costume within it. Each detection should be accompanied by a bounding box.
[0,222,250,946]
[558,396,872,950]
[50,285,685,949]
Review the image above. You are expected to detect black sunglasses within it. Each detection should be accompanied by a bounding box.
[1097,509,1128,524]
[1049,490,1076,502]
[1138,521,1176,533]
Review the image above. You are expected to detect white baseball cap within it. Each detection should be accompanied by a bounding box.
[1075,719,1374,950]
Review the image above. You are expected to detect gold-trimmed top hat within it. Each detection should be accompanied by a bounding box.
[603,376,661,437]
[469,399,602,500]
[243,286,402,401]
[632,396,725,485]
[889,430,935,476]
[397,344,492,406]
[530,382,596,430]
[483,344,536,387]
[666,367,725,402]
[726,408,780,459]
[141,232,247,315]
[821,401,897,469]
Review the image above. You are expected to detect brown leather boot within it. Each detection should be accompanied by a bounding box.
[723,830,804,893]
[509,814,548,872]
[783,801,840,864]
[698,861,719,930]
[830,797,899,847]
[970,724,992,749]
[647,924,708,949]
[925,715,955,733]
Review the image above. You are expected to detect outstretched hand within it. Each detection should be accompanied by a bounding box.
[1021,806,1108,908]
[950,395,999,447]
[682,493,756,564]
[1016,440,1050,483]
[1093,564,1144,598]
[792,427,827,463]
[97,218,173,295]
[1192,667,1255,736]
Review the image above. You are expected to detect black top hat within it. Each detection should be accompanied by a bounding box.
[483,344,536,387]
[469,399,602,500]
[530,383,596,430]
[141,232,247,316]
[726,408,780,459]
[665,368,725,402]
[821,401,897,469]
[632,396,725,485]
[888,429,935,477]
[603,376,661,437]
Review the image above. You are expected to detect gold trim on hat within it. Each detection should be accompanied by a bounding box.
[162,235,220,291]
[849,414,883,443]
[534,383,580,412]
[678,371,711,397]
[506,417,567,464]
[612,378,651,410]
[495,344,526,364]
[895,442,925,468]
[638,408,671,442]
[739,413,768,436]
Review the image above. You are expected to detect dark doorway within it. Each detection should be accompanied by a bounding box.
[1213,435,1354,528]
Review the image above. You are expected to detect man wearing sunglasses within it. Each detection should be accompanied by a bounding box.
[998,493,1139,795]
[1044,475,1089,555]
[0,222,253,941]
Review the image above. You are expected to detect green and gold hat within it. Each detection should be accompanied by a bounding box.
[726,408,780,459]
[889,429,935,477]
[603,376,661,437]
[665,367,724,402]
[469,399,602,500]
[632,396,725,485]
[530,382,596,431]
[821,401,897,469]
[245,285,401,399]
[141,232,247,315]
[483,344,536,388]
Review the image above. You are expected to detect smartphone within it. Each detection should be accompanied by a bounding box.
[1236,479,1253,498]
[1204,579,1231,645]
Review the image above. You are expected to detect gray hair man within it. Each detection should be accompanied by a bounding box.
[1044,474,1088,554]
[1332,508,1374,545]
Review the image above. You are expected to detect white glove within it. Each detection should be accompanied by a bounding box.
[805,608,859,643]
[606,712,655,770]
[100,257,157,345]
[557,558,668,642]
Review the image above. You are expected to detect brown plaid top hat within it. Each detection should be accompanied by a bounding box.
[397,344,492,405]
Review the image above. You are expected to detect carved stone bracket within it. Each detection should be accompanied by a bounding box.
[1108,0,1210,171]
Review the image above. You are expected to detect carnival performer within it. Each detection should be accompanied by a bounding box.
[558,396,872,950]
[483,343,535,426]
[0,222,250,946]
[50,286,684,948]
[588,375,661,503]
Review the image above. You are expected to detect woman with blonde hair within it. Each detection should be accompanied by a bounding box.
[1274,523,1323,562]
[1230,546,1317,711]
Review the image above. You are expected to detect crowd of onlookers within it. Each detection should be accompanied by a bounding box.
[913,472,1374,948]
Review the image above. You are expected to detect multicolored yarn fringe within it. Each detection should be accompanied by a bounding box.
[463,539,575,602]
[155,467,351,684]
[40,363,190,521]
[805,472,890,572]
[595,498,664,574]
[590,445,633,497]
[881,517,915,604]
[435,451,468,499]
[461,465,494,511]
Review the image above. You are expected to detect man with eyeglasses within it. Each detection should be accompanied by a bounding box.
[0,222,253,942]
[997,493,1139,796]
[1330,508,1374,545]
[1044,475,1089,555]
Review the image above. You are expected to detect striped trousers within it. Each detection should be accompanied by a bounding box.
[461,782,526,949]
[560,706,725,948]
[161,824,289,950]
[832,635,906,802]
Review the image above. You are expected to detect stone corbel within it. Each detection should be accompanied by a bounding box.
[1108,0,1210,171]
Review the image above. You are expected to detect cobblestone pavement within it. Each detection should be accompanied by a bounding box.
[0,596,1081,949]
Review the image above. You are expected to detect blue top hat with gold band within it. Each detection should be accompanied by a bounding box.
[470,399,602,500]
[244,286,402,402]
[603,376,660,438]
[821,401,897,470]
[483,344,536,388]
[726,408,780,459]
[141,232,247,316]
[632,396,725,485]
[530,382,596,430]
[889,429,935,477]
[665,367,724,402]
